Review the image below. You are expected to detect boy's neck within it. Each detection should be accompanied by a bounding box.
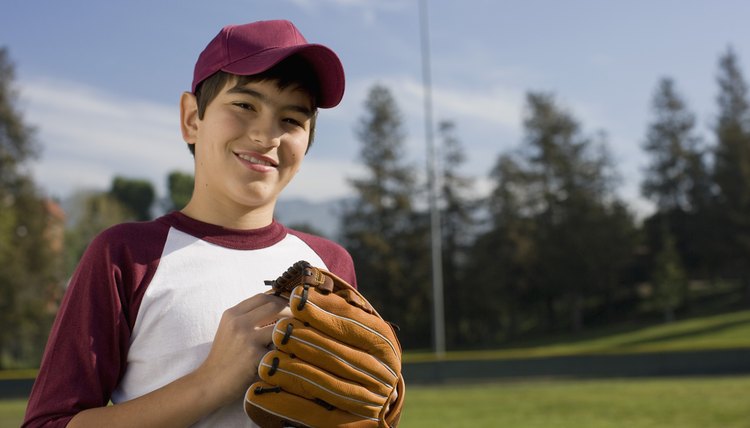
[180,201,276,230]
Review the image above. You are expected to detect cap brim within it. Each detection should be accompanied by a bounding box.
[222,44,345,108]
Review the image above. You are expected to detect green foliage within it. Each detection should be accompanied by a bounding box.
[650,229,687,323]
[0,48,37,185]
[109,176,155,221]
[0,48,62,368]
[167,170,194,211]
[0,182,61,368]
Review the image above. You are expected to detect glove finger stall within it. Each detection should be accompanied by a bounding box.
[258,350,387,420]
[245,380,380,428]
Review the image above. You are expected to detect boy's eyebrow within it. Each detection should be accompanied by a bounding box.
[226,86,314,117]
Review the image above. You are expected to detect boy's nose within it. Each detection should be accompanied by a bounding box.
[249,117,281,149]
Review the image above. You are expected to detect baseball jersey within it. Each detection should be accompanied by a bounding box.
[23,211,356,428]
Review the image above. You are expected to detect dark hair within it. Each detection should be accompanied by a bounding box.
[189,56,320,155]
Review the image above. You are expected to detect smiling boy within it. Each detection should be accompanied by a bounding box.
[23,20,353,427]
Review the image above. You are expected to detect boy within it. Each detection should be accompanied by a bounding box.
[23,20,354,427]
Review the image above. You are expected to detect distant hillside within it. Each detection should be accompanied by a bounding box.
[275,197,345,239]
[406,309,750,362]
[61,192,345,239]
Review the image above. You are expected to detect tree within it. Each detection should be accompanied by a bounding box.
[167,170,194,211]
[466,153,536,343]
[641,78,705,212]
[63,190,132,277]
[0,48,36,184]
[640,77,709,306]
[512,92,634,333]
[650,229,687,323]
[0,48,63,367]
[339,84,430,349]
[712,47,750,300]
[109,176,156,221]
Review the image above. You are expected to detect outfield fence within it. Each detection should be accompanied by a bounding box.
[3,347,750,399]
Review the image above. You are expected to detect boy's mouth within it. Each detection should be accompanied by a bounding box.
[236,152,278,168]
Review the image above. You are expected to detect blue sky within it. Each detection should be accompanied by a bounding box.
[3,0,750,219]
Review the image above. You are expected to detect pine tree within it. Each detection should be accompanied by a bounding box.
[517,92,634,333]
[713,47,750,299]
[650,229,687,323]
[640,77,707,307]
[472,153,536,342]
[339,84,430,348]
[642,78,704,212]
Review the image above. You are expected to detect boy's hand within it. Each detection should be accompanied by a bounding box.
[198,293,292,406]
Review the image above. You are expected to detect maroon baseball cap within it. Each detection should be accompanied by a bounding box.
[191,20,345,108]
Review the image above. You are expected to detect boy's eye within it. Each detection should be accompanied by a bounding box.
[233,102,256,111]
[283,117,304,127]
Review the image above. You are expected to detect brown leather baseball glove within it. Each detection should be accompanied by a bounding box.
[245,261,405,428]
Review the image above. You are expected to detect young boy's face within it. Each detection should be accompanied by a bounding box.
[182,78,314,216]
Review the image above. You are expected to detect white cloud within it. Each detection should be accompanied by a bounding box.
[19,77,191,199]
[347,74,523,131]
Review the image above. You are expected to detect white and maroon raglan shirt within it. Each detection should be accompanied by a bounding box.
[23,211,357,428]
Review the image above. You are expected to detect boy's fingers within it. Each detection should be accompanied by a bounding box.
[229,293,288,315]
[226,295,293,336]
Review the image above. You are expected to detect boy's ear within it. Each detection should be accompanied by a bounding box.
[180,91,199,144]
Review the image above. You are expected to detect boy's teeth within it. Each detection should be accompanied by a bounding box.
[239,154,271,166]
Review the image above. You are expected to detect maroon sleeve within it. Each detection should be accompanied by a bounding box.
[286,229,358,288]
[22,221,166,428]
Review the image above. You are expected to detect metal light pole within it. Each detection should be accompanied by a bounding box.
[419,0,445,358]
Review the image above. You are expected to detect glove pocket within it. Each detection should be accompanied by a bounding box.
[258,350,388,420]
[289,285,401,370]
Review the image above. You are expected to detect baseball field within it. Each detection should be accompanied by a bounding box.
[3,309,750,427]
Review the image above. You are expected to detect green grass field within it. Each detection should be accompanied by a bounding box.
[4,376,750,427]
[400,376,750,428]
[0,399,25,428]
